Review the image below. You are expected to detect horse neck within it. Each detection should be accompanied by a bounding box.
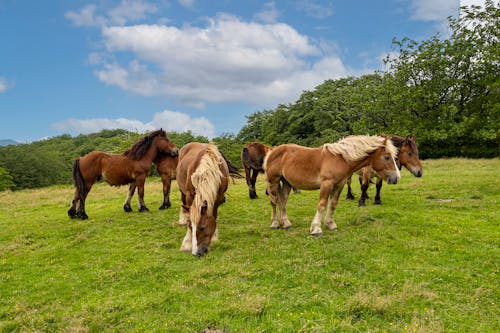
[143,139,160,164]
[342,154,374,176]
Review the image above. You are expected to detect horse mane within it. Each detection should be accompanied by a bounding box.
[190,143,223,224]
[323,135,398,162]
[124,129,167,160]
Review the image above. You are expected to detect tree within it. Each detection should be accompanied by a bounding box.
[0,166,15,191]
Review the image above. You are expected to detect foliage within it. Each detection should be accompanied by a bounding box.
[239,2,500,157]
[0,166,15,191]
[0,159,498,332]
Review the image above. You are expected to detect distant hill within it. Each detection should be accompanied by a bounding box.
[0,139,19,146]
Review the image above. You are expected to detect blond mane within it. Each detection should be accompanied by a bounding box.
[190,143,223,225]
[323,135,398,162]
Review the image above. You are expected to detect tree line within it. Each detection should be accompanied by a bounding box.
[0,2,498,191]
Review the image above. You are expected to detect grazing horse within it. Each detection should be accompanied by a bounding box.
[345,135,423,206]
[241,142,271,199]
[68,129,178,220]
[177,142,240,256]
[264,135,401,236]
[122,152,178,211]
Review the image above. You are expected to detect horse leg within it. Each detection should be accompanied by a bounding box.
[178,193,189,226]
[136,178,149,212]
[68,189,80,218]
[76,184,92,220]
[324,183,344,230]
[310,181,333,236]
[374,178,383,205]
[123,183,135,212]
[267,181,281,229]
[180,224,192,252]
[159,175,172,210]
[345,176,355,200]
[249,169,259,199]
[358,175,370,207]
[278,180,292,229]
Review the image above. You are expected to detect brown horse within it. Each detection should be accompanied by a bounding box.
[122,152,178,211]
[264,135,401,236]
[241,142,271,199]
[68,129,178,219]
[177,142,239,256]
[345,135,423,206]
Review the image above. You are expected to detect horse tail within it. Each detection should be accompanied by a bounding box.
[241,147,251,168]
[220,150,243,179]
[190,144,224,224]
[72,159,87,201]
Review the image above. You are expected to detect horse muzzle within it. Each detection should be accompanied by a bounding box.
[412,168,423,177]
[386,172,400,185]
[194,245,209,257]
[170,148,179,157]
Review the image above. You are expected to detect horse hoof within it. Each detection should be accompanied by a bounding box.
[374,200,381,205]
[139,207,149,212]
[282,225,292,230]
[346,195,355,200]
[358,202,366,207]
[270,226,279,230]
[311,232,323,237]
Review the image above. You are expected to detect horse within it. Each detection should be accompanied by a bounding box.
[264,135,401,236]
[345,135,423,206]
[241,142,271,199]
[122,152,178,211]
[67,129,178,220]
[177,142,241,257]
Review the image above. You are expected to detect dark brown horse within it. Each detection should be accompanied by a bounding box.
[241,142,271,199]
[122,152,178,211]
[345,135,423,206]
[177,142,239,256]
[68,129,178,219]
[264,135,400,236]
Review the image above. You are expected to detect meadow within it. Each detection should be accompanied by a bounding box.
[0,158,498,332]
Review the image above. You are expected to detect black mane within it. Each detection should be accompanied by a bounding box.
[124,129,167,160]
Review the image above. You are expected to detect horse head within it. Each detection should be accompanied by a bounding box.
[184,202,217,257]
[369,138,401,184]
[155,129,178,157]
[398,136,423,177]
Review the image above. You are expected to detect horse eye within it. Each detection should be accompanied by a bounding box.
[408,152,413,156]
[384,156,390,160]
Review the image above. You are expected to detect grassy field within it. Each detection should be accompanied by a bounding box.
[0,158,498,332]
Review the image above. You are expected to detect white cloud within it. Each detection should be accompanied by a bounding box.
[93,14,350,107]
[297,0,334,19]
[51,110,215,138]
[65,0,156,27]
[254,2,280,23]
[107,0,157,26]
[410,0,458,21]
[0,76,13,94]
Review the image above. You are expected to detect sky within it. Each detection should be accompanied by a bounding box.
[0,0,487,142]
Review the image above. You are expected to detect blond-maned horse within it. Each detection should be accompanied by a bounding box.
[68,129,178,220]
[177,142,235,256]
[346,135,423,206]
[264,135,401,236]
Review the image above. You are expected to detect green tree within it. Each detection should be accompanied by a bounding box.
[0,166,15,191]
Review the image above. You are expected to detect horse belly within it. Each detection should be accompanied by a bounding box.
[283,171,321,190]
[102,171,133,186]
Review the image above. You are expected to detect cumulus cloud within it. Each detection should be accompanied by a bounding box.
[92,14,349,107]
[52,110,215,138]
[410,0,458,21]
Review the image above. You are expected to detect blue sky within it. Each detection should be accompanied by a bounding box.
[0,0,482,142]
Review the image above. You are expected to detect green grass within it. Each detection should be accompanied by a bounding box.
[0,158,499,332]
